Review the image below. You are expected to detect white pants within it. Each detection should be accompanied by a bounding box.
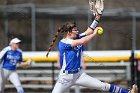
[0,68,24,93]
[52,71,110,93]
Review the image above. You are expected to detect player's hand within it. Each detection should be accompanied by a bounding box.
[25,59,34,67]
[93,27,98,35]
[26,59,32,64]
[22,59,34,68]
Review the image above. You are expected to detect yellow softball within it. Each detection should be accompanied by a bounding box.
[97,27,103,35]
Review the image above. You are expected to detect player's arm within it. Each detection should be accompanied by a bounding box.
[83,0,104,36]
[71,27,98,47]
[83,14,101,36]
[17,59,33,68]
[0,47,8,63]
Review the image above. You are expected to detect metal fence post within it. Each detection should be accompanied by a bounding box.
[130,9,137,86]
[31,4,36,51]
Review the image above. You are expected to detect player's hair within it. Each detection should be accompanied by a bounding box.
[46,22,76,57]
[60,22,76,33]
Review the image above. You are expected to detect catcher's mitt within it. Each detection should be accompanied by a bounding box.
[89,0,104,16]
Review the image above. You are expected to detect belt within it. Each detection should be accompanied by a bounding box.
[63,67,81,74]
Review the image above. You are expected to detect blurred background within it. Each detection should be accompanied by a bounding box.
[0,0,140,51]
[0,0,140,93]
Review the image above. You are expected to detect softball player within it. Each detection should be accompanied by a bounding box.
[57,51,86,93]
[50,14,138,93]
[0,38,32,93]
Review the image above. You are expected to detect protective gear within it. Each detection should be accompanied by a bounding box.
[89,0,104,16]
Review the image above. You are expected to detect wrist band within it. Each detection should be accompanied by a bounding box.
[89,20,98,30]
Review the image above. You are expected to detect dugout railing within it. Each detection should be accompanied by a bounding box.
[5,62,131,93]
[5,51,140,93]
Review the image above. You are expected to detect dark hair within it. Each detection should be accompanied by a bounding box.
[59,22,76,33]
[46,22,76,57]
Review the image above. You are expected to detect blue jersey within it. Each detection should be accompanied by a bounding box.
[58,33,86,72]
[0,46,23,70]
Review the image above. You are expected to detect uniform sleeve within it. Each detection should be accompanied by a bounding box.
[0,47,8,60]
[64,44,72,49]
[63,39,72,49]
[58,40,72,51]
[59,42,72,51]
